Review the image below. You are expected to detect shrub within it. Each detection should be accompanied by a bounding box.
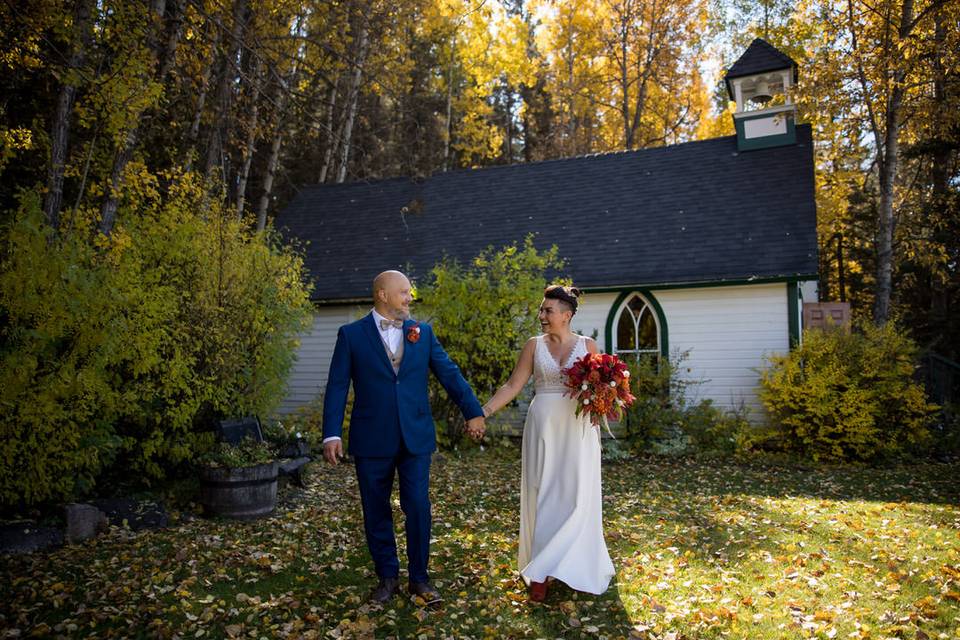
[600,437,633,463]
[681,399,750,455]
[416,236,565,448]
[0,176,313,508]
[268,393,338,450]
[198,437,277,469]
[758,322,936,463]
[620,354,677,446]
[621,351,751,456]
[929,401,960,460]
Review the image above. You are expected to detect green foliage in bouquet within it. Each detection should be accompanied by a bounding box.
[416,236,565,448]
[0,176,313,508]
[758,322,936,463]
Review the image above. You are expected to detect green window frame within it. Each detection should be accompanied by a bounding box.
[605,291,667,360]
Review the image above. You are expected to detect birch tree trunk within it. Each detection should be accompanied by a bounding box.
[256,128,282,232]
[318,78,339,183]
[503,85,514,163]
[443,36,455,172]
[157,0,184,82]
[184,26,220,172]
[256,57,300,231]
[874,83,903,325]
[236,57,262,219]
[43,0,95,232]
[617,9,631,148]
[204,0,248,183]
[336,22,369,184]
[871,0,913,325]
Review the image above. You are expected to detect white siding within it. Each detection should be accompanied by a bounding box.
[799,279,818,304]
[573,292,619,343]
[279,284,792,422]
[655,283,788,418]
[584,285,789,419]
[277,304,362,414]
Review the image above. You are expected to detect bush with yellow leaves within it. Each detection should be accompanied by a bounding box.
[758,321,936,463]
[0,176,313,508]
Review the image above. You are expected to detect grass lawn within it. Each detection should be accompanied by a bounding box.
[2,448,959,639]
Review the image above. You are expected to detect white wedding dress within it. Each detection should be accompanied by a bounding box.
[518,335,615,594]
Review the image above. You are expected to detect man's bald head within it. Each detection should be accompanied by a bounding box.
[373,270,408,296]
[373,270,413,320]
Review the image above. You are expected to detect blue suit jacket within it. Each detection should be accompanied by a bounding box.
[322,313,483,456]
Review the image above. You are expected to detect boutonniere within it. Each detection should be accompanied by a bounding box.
[406,322,421,344]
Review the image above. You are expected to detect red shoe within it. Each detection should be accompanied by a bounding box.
[529,580,548,602]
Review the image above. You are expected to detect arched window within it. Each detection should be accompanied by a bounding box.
[613,293,660,361]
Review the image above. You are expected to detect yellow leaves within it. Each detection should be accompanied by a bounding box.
[942,564,960,580]
[3,453,960,638]
[912,595,939,618]
[328,615,376,639]
[0,126,33,172]
[531,0,708,150]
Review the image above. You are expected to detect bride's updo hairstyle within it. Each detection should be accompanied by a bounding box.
[544,284,582,315]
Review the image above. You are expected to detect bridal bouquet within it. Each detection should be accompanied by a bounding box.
[562,353,636,437]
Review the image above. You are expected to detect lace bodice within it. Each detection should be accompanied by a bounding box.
[533,335,587,394]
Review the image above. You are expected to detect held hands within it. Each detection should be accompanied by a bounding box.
[323,439,344,465]
[465,416,486,441]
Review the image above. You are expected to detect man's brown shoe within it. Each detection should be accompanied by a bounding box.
[408,581,442,605]
[370,577,400,604]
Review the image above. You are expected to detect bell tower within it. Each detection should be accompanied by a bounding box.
[724,38,799,151]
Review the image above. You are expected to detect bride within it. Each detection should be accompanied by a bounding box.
[481,284,615,602]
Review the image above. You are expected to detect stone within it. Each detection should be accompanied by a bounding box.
[0,523,63,555]
[64,503,105,544]
[92,498,169,531]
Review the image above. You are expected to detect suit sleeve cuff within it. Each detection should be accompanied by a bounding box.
[322,436,342,444]
[462,399,484,421]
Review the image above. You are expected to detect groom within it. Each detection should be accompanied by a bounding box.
[322,270,486,604]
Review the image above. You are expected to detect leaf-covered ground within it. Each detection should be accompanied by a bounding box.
[2,449,959,639]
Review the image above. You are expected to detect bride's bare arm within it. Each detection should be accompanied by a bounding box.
[482,338,537,417]
[585,337,599,355]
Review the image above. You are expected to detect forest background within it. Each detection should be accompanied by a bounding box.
[1,0,957,355]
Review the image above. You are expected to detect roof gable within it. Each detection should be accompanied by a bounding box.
[277,126,818,302]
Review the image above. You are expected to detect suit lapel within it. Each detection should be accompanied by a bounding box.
[397,319,418,376]
[362,313,396,375]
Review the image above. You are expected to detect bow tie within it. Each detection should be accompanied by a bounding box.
[379,318,403,330]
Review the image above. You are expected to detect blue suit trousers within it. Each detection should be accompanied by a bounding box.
[354,445,432,583]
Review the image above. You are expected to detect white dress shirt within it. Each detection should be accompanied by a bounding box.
[371,308,403,354]
[324,309,402,445]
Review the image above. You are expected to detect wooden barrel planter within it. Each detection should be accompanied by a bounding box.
[199,461,279,520]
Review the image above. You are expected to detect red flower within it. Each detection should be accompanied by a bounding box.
[406,323,421,343]
[561,352,636,430]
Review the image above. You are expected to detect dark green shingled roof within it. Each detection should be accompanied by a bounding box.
[277,125,818,302]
